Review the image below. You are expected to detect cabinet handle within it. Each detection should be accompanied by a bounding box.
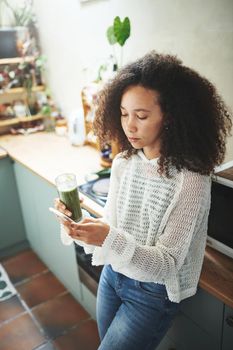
[226,316,233,327]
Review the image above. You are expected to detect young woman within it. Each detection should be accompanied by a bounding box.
[54,51,232,350]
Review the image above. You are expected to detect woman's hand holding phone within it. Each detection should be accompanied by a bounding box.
[53,196,110,246]
[53,197,84,235]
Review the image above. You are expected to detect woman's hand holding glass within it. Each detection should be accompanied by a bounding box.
[54,197,74,219]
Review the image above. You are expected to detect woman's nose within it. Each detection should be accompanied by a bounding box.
[126,116,137,132]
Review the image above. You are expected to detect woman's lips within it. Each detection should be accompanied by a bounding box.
[128,137,140,142]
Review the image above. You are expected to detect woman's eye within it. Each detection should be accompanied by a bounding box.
[137,116,147,120]
[121,114,128,118]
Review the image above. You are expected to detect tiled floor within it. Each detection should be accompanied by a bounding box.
[0,249,100,350]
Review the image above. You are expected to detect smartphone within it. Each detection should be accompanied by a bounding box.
[49,207,75,223]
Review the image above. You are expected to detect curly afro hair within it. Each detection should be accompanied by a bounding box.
[93,51,232,177]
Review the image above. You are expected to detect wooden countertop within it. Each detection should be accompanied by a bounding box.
[200,246,233,308]
[0,132,233,308]
[216,166,233,181]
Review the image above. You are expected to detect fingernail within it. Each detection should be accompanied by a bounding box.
[62,205,66,209]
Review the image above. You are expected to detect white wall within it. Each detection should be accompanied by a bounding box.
[33,0,233,161]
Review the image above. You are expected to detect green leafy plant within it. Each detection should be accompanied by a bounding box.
[0,0,35,27]
[106,16,131,68]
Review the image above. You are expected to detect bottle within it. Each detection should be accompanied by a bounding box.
[68,109,86,146]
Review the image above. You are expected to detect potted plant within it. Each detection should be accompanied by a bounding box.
[106,16,131,69]
[0,0,38,58]
[96,16,131,82]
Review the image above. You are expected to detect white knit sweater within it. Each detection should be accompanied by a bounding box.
[61,150,211,303]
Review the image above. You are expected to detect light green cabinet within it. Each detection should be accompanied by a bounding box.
[0,157,26,257]
[12,161,41,253]
[13,161,82,300]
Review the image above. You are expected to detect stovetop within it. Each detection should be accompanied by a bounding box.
[79,176,110,207]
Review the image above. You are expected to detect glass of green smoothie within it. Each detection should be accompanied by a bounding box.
[55,173,82,222]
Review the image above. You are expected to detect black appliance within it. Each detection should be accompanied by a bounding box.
[75,245,103,296]
[207,171,233,259]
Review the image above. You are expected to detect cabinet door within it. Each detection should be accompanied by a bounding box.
[222,305,233,350]
[0,157,26,255]
[13,161,42,252]
[156,334,179,350]
[167,311,219,350]
[180,288,223,344]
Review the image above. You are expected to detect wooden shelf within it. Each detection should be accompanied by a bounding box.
[0,85,45,95]
[0,56,47,135]
[0,114,45,127]
[0,56,35,65]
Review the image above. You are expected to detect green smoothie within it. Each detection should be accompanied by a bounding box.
[56,173,82,223]
[58,186,82,222]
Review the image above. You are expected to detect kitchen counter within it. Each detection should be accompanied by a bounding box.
[200,246,233,308]
[0,132,233,308]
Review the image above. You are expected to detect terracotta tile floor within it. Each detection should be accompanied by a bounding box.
[0,249,100,350]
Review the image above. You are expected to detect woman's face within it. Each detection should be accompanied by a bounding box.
[120,85,164,160]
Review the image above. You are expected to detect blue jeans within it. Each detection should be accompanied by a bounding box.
[96,265,180,350]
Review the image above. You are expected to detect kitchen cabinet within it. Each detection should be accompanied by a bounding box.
[154,288,230,350]
[222,305,233,350]
[0,157,26,257]
[13,161,82,301]
[166,312,220,350]
[178,287,223,345]
[13,161,41,253]
[156,334,177,350]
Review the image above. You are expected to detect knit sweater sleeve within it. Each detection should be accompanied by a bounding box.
[92,169,211,282]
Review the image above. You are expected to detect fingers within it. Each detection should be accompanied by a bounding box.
[80,217,96,224]
[53,196,84,218]
[54,198,72,217]
[63,223,71,234]
[54,198,61,210]
[69,228,87,240]
[60,219,73,236]
[70,222,97,234]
